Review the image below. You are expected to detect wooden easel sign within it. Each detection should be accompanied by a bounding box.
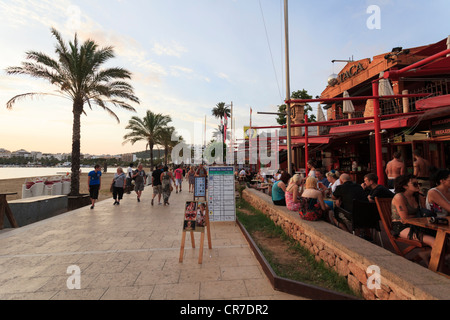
[179,201,212,264]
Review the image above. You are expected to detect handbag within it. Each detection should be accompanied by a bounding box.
[416,207,436,218]
[110,182,114,193]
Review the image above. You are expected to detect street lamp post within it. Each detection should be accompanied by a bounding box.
[284,0,293,175]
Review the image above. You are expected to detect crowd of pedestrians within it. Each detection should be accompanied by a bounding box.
[86,163,209,209]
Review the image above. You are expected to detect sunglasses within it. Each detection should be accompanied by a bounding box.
[411,182,422,187]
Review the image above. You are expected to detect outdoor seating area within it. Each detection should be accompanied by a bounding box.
[21,175,71,198]
[239,168,450,280]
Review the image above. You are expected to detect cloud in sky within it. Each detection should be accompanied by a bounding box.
[0,0,449,155]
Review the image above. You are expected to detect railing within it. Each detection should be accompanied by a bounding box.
[330,80,450,126]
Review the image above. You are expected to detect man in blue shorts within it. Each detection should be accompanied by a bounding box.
[88,165,102,209]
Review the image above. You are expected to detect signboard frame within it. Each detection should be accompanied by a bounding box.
[179,201,212,264]
[207,166,236,223]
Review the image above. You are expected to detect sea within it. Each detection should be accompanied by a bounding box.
[0,167,108,180]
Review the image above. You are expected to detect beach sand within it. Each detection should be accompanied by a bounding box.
[0,170,149,202]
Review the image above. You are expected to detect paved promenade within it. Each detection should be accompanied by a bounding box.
[0,182,304,300]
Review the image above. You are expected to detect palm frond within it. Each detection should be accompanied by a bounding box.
[6,92,61,109]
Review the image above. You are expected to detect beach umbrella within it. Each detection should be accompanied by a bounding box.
[343,91,355,114]
[317,104,326,135]
[379,78,395,97]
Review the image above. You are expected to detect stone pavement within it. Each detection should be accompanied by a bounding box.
[0,182,305,300]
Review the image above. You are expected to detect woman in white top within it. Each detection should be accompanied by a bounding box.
[326,171,341,195]
[307,160,317,178]
[426,169,450,216]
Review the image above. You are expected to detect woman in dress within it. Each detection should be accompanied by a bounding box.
[160,166,175,206]
[285,174,304,212]
[299,177,329,221]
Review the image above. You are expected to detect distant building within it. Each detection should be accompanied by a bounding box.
[12,149,31,158]
[0,148,11,158]
[122,153,136,163]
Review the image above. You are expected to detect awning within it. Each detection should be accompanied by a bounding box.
[329,115,418,134]
[278,136,331,150]
[416,94,450,110]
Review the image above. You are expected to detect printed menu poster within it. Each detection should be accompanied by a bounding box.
[208,166,236,222]
[194,177,206,198]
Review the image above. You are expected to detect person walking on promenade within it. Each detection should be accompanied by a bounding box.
[187,166,196,193]
[174,165,184,193]
[88,164,102,210]
[151,164,163,206]
[161,166,175,206]
[386,152,405,189]
[133,163,147,203]
[126,163,134,194]
[195,163,208,189]
[112,167,126,205]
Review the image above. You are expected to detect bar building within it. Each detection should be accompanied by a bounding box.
[287,36,450,184]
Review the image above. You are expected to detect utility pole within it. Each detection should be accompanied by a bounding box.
[284,0,293,175]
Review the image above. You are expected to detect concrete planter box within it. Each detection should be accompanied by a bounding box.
[6,195,68,228]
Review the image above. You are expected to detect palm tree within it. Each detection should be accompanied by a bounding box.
[212,102,231,121]
[158,126,183,165]
[123,110,172,169]
[6,28,139,196]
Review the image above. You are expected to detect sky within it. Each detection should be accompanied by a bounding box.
[0,0,449,156]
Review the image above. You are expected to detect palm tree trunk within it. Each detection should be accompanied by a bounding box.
[70,102,83,196]
[149,142,154,170]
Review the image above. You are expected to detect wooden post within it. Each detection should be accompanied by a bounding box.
[0,193,19,230]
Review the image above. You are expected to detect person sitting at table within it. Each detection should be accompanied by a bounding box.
[426,169,450,217]
[298,177,329,221]
[326,171,341,196]
[332,173,367,232]
[361,173,394,203]
[272,172,292,206]
[316,169,330,188]
[285,174,304,212]
[391,174,435,256]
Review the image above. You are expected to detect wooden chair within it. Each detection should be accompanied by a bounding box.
[374,197,428,257]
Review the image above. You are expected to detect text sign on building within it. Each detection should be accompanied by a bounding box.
[208,167,236,222]
[431,118,450,137]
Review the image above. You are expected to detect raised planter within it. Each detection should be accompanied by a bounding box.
[242,188,450,300]
[68,194,91,211]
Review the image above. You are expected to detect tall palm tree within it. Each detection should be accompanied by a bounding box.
[6,28,139,196]
[123,110,172,169]
[211,102,231,121]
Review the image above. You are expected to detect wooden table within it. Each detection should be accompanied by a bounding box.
[404,216,450,273]
[0,192,19,230]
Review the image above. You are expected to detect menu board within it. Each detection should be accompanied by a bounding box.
[194,177,206,198]
[208,166,236,222]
